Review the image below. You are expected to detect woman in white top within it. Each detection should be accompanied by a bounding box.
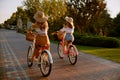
[60,16,75,44]
[31,11,50,60]
[59,16,75,53]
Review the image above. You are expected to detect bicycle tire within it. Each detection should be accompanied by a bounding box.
[68,45,78,65]
[57,42,64,59]
[27,46,33,67]
[38,50,52,77]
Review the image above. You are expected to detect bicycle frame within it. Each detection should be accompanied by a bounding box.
[60,39,70,55]
[43,50,53,63]
[60,38,78,56]
[30,35,53,63]
[30,36,36,56]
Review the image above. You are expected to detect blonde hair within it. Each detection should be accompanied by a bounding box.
[39,21,48,30]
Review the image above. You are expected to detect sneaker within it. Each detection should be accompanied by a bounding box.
[43,54,48,62]
[34,57,38,62]
[28,57,33,62]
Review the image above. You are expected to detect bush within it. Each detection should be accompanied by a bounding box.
[50,32,120,48]
[74,33,120,48]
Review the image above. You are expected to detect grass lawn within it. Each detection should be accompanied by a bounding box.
[51,41,120,63]
[77,45,120,63]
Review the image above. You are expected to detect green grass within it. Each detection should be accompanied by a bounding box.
[51,40,120,63]
[77,45,120,63]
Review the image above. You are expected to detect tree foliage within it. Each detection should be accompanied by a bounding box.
[23,0,42,22]
[4,0,120,38]
[66,0,106,34]
[91,10,112,36]
[23,0,67,31]
[41,0,67,31]
[109,12,120,37]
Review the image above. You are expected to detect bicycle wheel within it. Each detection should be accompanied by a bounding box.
[39,50,52,77]
[57,42,64,59]
[68,45,78,65]
[27,46,33,67]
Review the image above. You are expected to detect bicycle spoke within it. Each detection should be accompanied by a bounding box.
[68,45,77,65]
[39,51,52,77]
[58,43,64,58]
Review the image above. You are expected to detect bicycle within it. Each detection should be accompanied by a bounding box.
[26,32,53,77]
[52,31,78,65]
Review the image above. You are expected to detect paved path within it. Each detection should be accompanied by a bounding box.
[0,29,120,80]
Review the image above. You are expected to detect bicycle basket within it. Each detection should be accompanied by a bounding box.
[26,31,34,41]
[57,31,65,40]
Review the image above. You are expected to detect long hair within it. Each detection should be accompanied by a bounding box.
[67,22,74,29]
[39,21,48,30]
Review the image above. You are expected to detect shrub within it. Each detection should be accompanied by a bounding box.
[50,32,120,48]
[74,34,120,48]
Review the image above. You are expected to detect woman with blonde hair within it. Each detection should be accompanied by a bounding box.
[31,11,50,61]
[59,16,75,53]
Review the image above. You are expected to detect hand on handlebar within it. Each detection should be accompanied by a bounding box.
[51,31,66,35]
[51,31,57,35]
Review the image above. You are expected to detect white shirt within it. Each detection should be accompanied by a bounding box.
[32,22,48,35]
[35,28,48,35]
[60,27,74,34]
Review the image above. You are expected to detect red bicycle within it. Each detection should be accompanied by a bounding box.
[52,31,78,65]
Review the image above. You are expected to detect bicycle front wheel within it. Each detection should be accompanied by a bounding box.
[39,50,52,77]
[57,42,64,59]
[27,46,33,67]
[68,45,78,65]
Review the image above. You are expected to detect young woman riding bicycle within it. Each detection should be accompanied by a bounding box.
[55,16,78,65]
[30,11,50,62]
[59,16,75,54]
[26,11,53,77]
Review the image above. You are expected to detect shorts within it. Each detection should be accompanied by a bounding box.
[65,33,74,42]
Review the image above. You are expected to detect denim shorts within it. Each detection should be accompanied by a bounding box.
[65,33,74,42]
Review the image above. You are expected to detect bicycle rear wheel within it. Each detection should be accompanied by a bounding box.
[39,50,52,77]
[57,42,64,59]
[27,46,33,67]
[68,45,78,65]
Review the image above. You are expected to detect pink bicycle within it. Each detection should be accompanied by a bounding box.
[57,38,78,65]
[52,31,78,65]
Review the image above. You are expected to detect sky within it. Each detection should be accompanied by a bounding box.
[0,0,24,24]
[0,0,120,24]
[105,0,120,18]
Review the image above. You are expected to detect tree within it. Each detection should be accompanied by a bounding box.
[23,0,42,22]
[41,0,67,32]
[23,0,67,32]
[10,13,17,25]
[91,10,112,36]
[66,0,106,34]
[110,12,120,37]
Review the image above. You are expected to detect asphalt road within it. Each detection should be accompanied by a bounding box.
[0,29,120,80]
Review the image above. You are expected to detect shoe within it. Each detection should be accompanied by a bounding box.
[34,57,38,62]
[28,57,33,62]
[43,54,48,62]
